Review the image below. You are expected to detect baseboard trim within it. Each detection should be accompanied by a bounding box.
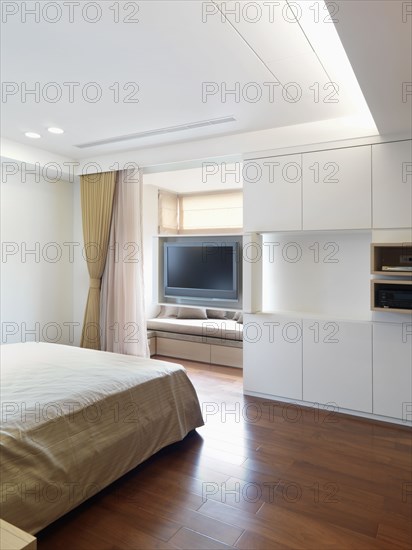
[243,390,412,428]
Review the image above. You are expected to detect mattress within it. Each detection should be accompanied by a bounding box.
[147,317,243,341]
[0,342,204,534]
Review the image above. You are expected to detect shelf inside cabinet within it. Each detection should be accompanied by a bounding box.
[371,243,412,276]
[371,279,412,314]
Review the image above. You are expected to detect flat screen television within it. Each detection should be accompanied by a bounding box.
[164,241,239,301]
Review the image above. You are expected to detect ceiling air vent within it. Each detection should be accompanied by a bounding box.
[75,116,236,148]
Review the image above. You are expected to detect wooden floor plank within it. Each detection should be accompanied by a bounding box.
[377,512,412,549]
[37,358,412,550]
[168,527,235,550]
[235,529,292,550]
[115,491,244,547]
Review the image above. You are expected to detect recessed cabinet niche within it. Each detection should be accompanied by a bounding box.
[371,243,412,313]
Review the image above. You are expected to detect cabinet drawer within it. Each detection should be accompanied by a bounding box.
[211,345,243,368]
[156,338,210,363]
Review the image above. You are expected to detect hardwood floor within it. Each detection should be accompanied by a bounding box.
[38,357,412,550]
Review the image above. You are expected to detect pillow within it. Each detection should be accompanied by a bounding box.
[232,311,241,321]
[177,307,207,320]
[157,306,179,318]
[207,309,226,319]
[237,313,243,324]
[225,311,237,320]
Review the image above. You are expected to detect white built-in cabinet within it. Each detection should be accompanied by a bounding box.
[244,315,411,420]
[372,140,412,229]
[243,140,411,232]
[302,320,372,413]
[243,316,374,415]
[243,145,373,231]
[243,155,302,232]
[373,322,412,420]
[243,139,412,424]
[302,146,371,230]
[243,314,302,400]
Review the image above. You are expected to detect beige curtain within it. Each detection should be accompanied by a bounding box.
[100,169,149,356]
[80,171,116,349]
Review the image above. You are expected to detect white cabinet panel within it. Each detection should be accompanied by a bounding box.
[243,155,302,232]
[303,320,372,412]
[372,140,412,229]
[243,314,302,400]
[303,146,371,230]
[373,322,412,420]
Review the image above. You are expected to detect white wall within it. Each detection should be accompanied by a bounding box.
[142,183,160,319]
[71,179,89,346]
[1,167,74,345]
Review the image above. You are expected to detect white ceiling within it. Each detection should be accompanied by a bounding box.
[1,0,386,163]
[330,0,412,136]
[144,162,243,192]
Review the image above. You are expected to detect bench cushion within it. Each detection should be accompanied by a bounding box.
[147,318,243,341]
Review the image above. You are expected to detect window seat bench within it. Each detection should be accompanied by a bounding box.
[147,318,243,368]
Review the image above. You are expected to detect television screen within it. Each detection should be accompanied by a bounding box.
[164,242,239,301]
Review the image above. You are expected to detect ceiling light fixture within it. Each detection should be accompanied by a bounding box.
[25,132,41,139]
[48,127,64,134]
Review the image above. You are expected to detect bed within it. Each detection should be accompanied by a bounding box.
[0,342,204,534]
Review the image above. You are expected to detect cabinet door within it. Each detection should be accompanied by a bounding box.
[303,146,371,230]
[243,155,302,232]
[373,322,412,420]
[243,314,302,400]
[372,140,412,229]
[303,320,372,412]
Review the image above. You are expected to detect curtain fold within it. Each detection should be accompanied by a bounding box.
[100,169,149,357]
[80,171,116,349]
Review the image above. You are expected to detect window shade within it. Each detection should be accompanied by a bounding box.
[179,191,243,232]
[158,191,178,234]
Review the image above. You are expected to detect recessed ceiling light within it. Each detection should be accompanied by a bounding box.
[25,132,41,139]
[48,127,64,134]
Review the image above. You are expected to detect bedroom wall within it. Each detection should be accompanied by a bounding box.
[142,183,160,320]
[71,179,89,346]
[1,166,74,345]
